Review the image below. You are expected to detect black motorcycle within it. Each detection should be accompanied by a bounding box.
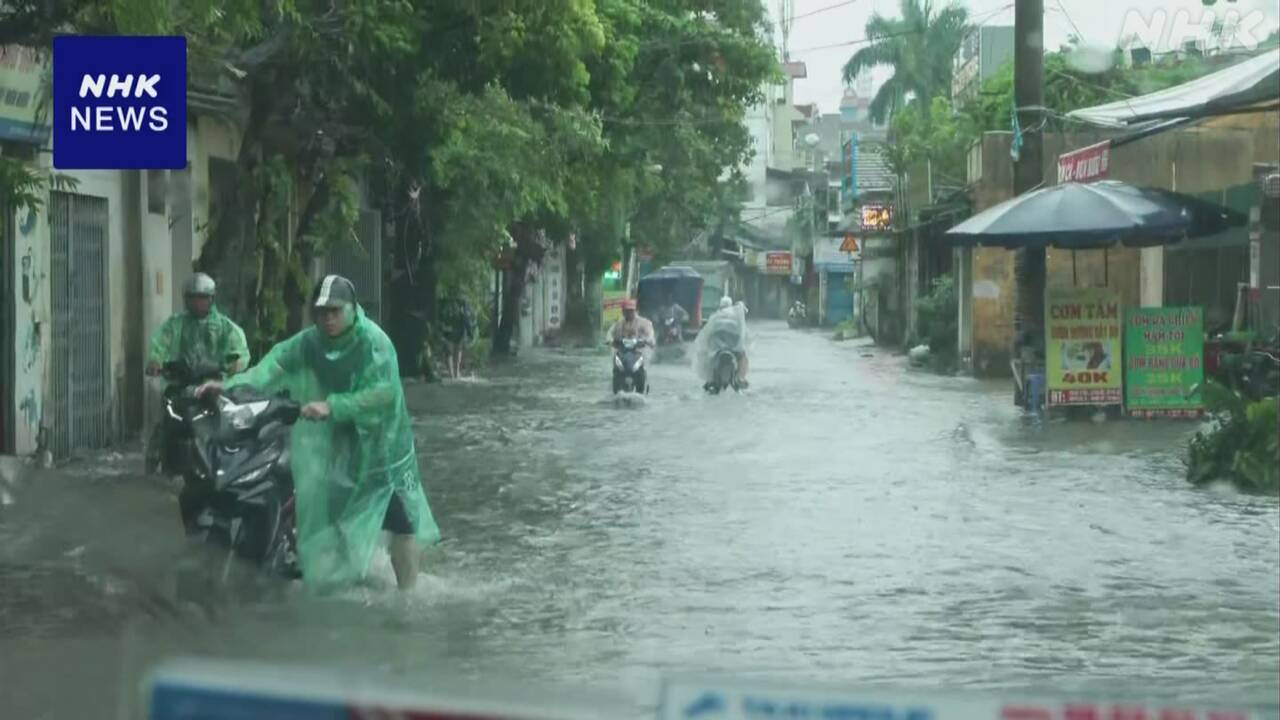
[146,355,237,476]
[612,337,650,394]
[704,349,741,395]
[178,384,303,588]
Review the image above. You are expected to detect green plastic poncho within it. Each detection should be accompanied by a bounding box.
[226,304,440,589]
[147,305,251,378]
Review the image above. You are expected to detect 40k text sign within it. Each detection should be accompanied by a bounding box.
[53,35,187,169]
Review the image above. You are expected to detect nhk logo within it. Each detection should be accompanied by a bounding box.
[53,36,187,169]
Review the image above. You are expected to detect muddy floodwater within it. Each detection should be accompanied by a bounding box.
[2,323,1277,717]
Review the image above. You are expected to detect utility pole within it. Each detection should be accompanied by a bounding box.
[1013,0,1045,352]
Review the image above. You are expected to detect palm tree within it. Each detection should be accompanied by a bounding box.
[842,0,970,124]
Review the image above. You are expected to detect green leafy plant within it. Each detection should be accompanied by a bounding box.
[1186,379,1279,493]
[913,273,958,369]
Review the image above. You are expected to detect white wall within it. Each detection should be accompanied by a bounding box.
[8,160,127,455]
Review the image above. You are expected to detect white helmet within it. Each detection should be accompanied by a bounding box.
[718,295,733,310]
[183,272,216,297]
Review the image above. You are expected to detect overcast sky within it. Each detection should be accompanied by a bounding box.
[773,0,1280,113]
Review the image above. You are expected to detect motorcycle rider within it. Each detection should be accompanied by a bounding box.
[658,293,690,343]
[145,273,249,476]
[609,298,655,352]
[146,272,250,379]
[196,275,440,591]
[788,299,806,326]
[693,295,750,388]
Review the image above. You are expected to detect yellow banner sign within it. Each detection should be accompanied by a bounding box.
[1045,288,1123,406]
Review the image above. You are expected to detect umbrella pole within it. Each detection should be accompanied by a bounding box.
[1072,251,1078,287]
[1104,248,1109,287]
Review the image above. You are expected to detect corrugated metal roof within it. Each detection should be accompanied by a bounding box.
[1069,49,1279,127]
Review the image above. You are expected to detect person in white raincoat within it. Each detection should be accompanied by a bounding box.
[691,296,751,388]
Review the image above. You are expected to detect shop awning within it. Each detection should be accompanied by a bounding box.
[1068,49,1279,127]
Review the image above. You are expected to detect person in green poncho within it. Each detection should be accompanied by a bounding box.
[146,272,250,379]
[196,275,440,591]
[146,273,249,476]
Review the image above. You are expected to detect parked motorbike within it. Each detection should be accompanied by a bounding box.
[787,301,807,329]
[178,384,303,590]
[612,337,650,394]
[1219,343,1280,401]
[146,355,238,476]
[704,349,741,395]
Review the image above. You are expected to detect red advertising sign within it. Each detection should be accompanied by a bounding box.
[1057,140,1111,184]
[764,251,792,275]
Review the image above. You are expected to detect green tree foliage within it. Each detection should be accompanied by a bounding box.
[842,0,969,124]
[5,0,775,364]
[914,273,957,360]
[1187,380,1279,493]
[886,49,1225,191]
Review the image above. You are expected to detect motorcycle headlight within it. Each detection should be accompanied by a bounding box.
[614,355,623,369]
[635,356,645,369]
[222,400,269,430]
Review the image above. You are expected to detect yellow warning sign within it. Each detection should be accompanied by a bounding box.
[839,235,860,253]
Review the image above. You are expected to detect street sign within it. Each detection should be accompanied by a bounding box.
[147,659,592,720]
[1057,140,1111,184]
[658,676,1276,720]
[839,234,860,253]
[762,251,792,275]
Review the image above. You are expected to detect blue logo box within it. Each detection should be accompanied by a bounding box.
[52,35,187,169]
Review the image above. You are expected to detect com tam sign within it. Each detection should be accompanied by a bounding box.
[1045,288,1123,406]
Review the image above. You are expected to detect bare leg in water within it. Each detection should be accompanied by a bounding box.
[389,534,419,591]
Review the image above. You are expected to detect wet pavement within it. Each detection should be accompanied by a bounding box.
[1,322,1277,718]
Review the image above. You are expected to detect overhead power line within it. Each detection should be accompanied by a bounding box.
[789,3,1013,55]
[791,0,859,23]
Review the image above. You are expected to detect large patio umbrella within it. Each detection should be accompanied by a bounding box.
[946,180,1244,249]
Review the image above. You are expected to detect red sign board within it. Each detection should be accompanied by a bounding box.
[1057,140,1111,184]
[764,251,792,275]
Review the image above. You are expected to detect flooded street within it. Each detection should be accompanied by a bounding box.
[2,322,1277,717]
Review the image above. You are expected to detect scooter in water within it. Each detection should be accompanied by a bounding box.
[177,384,303,593]
[661,316,682,345]
[704,349,741,395]
[787,301,807,328]
[612,337,650,394]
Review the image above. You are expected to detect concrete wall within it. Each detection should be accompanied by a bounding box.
[962,124,1271,377]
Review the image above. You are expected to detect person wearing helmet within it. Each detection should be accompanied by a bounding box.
[609,298,656,347]
[693,294,750,388]
[146,272,250,378]
[657,292,691,345]
[196,275,440,591]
